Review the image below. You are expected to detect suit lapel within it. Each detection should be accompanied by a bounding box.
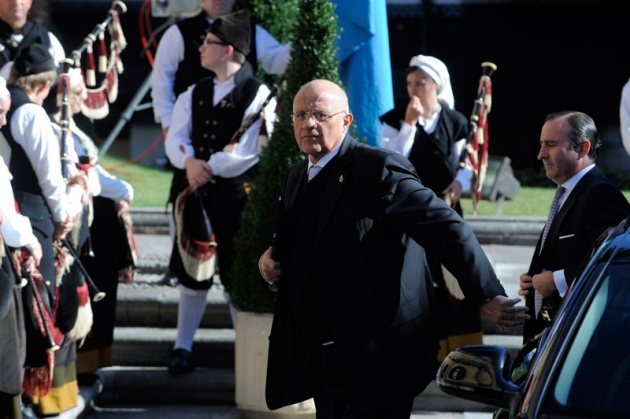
[539,167,600,258]
[313,137,354,246]
[285,159,308,208]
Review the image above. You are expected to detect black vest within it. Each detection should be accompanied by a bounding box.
[380,106,467,197]
[173,12,259,98]
[0,20,52,68]
[2,86,56,296]
[2,86,41,195]
[168,64,263,203]
[286,167,331,343]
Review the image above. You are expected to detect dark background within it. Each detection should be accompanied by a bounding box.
[44,0,630,176]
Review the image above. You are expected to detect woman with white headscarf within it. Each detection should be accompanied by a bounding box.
[380,54,472,213]
[380,55,482,361]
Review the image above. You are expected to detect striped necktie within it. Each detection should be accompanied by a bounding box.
[535,185,566,315]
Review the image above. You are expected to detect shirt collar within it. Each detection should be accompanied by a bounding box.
[308,142,342,171]
[561,163,595,193]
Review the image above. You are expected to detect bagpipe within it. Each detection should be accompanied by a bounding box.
[54,0,138,353]
[66,0,128,121]
[49,1,131,355]
[6,246,64,398]
[56,0,133,292]
[59,0,128,172]
[457,62,497,214]
[174,186,218,282]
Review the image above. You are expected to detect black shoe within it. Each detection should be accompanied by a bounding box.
[21,405,38,419]
[168,348,194,376]
[157,271,179,287]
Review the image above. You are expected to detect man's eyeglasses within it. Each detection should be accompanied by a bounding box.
[290,110,346,123]
[202,39,227,46]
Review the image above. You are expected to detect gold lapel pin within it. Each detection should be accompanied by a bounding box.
[339,175,344,183]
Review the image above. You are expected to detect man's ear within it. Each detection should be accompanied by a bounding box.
[223,44,234,61]
[343,112,353,128]
[38,79,52,94]
[578,139,591,158]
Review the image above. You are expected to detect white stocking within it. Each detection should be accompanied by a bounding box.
[174,285,209,351]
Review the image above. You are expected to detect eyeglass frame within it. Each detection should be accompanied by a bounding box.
[202,38,227,47]
[290,109,347,123]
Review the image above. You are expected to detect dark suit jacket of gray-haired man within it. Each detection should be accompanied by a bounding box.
[520,110,630,344]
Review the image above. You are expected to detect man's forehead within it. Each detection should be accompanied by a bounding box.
[295,90,337,108]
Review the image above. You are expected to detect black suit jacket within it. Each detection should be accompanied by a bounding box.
[523,166,630,342]
[265,136,506,410]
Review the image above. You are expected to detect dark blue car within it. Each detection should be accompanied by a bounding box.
[437,216,630,418]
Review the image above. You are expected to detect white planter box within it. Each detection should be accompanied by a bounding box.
[235,311,315,417]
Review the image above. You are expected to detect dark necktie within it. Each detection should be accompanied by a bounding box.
[308,165,321,182]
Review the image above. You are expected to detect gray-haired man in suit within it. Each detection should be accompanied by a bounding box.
[520,110,630,343]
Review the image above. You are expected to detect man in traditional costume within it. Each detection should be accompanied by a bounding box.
[164,9,276,376]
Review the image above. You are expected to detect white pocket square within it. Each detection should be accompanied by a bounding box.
[559,234,575,239]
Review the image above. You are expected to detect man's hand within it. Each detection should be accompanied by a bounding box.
[22,242,43,272]
[480,296,529,333]
[532,270,556,298]
[518,272,533,297]
[442,179,463,206]
[185,157,214,190]
[259,246,281,284]
[53,215,73,241]
[115,199,131,217]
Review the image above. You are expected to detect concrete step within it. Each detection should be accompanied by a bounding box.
[109,325,522,368]
[90,333,522,411]
[128,209,547,247]
[115,282,232,328]
[116,280,522,336]
[88,367,496,412]
[112,326,235,368]
[94,367,235,406]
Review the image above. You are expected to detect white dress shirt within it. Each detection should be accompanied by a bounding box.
[4,103,69,223]
[0,157,39,250]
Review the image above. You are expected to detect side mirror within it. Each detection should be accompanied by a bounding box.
[437,345,520,408]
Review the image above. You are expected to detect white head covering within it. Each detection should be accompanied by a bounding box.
[0,60,11,81]
[68,67,84,89]
[0,76,9,98]
[408,54,455,110]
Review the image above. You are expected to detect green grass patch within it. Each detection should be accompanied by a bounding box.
[99,153,172,208]
[460,187,556,217]
[461,187,630,217]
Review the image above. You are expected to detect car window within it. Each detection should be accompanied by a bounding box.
[547,263,630,416]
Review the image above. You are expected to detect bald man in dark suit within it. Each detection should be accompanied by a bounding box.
[259,79,528,418]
